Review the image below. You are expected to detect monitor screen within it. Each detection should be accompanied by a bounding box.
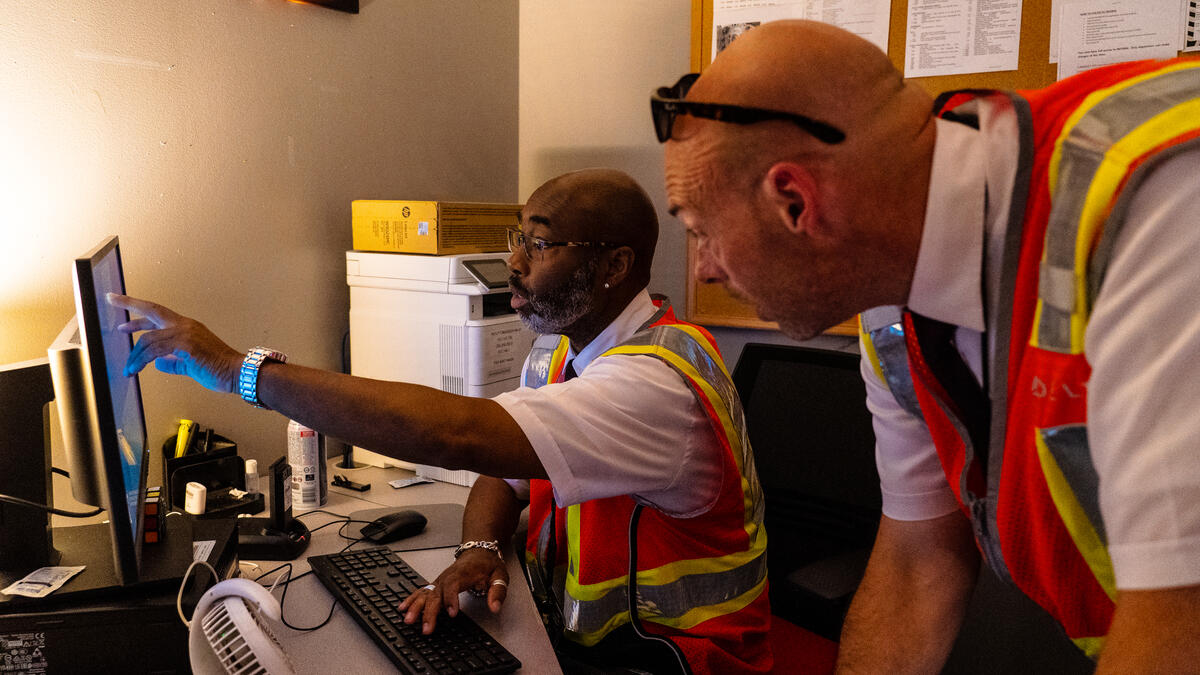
[71,235,148,584]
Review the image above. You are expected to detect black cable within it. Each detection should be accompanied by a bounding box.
[0,493,104,518]
[627,504,693,675]
[52,467,71,478]
[250,509,374,632]
[255,563,338,632]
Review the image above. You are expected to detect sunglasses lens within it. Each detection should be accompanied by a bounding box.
[652,101,674,142]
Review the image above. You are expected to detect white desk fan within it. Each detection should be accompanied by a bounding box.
[188,577,297,675]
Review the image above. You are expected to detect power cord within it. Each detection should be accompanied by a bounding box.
[176,559,221,628]
[249,509,375,632]
[0,493,103,518]
[627,504,693,675]
[0,467,105,518]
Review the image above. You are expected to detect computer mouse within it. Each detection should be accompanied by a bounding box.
[360,509,428,544]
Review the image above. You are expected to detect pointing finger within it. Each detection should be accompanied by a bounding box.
[107,293,178,327]
[116,317,158,334]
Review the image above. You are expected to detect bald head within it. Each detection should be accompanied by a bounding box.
[694,20,907,138]
[526,168,658,285]
[663,20,937,339]
[680,20,932,176]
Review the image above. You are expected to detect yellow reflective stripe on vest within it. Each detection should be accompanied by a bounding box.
[858,315,887,387]
[548,337,570,382]
[1073,636,1106,661]
[568,577,769,647]
[1037,61,1200,353]
[556,326,767,643]
[1048,60,1200,195]
[606,343,744,475]
[562,503,768,643]
[1034,430,1116,601]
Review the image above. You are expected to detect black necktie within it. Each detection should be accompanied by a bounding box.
[562,360,579,382]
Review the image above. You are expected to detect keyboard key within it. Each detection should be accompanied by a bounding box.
[308,546,520,674]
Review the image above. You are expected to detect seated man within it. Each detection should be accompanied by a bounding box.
[113,168,770,674]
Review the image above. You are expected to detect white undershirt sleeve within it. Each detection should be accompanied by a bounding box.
[493,354,724,517]
[1085,149,1200,590]
[860,335,961,521]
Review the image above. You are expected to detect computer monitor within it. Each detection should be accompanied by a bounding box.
[47,236,149,586]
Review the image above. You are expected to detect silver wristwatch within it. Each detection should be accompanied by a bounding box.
[238,346,288,409]
[453,540,502,561]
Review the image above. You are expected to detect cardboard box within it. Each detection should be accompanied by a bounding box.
[352,200,522,255]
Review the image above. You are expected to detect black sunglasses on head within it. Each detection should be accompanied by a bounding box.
[650,73,846,145]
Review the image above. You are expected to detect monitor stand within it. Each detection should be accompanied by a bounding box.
[0,359,60,582]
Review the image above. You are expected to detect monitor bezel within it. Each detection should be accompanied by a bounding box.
[71,235,149,585]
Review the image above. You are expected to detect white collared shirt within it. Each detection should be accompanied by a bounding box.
[493,290,724,517]
[864,109,1200,590]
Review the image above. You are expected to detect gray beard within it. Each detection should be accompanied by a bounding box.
[517,256,599,335]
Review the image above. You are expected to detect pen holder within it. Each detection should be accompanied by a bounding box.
[159,434,261,517]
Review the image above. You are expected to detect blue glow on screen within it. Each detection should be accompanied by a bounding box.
[90,249,146,541]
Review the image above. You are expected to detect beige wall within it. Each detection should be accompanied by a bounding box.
[1,1,519,465]
[517,2,842,363]
[518,1,692,308]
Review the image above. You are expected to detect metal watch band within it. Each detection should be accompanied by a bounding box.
[238,346,288,409]
[453,540,502,561]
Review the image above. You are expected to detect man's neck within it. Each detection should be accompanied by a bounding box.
[563,288,640,352]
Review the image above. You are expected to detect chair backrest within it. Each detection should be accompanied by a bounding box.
[732,343,880,639]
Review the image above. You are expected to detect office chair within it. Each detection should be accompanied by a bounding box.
[732,343,880,643]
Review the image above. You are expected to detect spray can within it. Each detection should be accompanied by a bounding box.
[287,419,327,510]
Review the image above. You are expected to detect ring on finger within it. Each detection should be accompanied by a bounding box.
[491,579,508,587]
[421,584,436,592]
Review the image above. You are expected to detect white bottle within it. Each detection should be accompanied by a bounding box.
[244,458,261,494]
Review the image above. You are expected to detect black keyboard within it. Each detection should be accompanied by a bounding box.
[308,546,522,674]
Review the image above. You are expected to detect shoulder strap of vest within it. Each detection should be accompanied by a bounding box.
[1034,59,1200,354]
[524,334,569,389]
[859,305,923,419]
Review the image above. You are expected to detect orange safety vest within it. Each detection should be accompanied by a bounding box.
[860,57,1200,658]
[522,297,771,674]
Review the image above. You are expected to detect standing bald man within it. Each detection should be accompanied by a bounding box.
[657,19,1200,674]
[113,169,771,674]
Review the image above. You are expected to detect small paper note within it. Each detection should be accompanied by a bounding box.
[2,566,86,598]
[389,477,435,489]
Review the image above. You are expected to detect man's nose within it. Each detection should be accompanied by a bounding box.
[693,243,727,285]
[506,248,527,275]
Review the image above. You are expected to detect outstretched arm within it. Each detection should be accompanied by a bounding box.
[836,511,979,674]
[110,293,546,479]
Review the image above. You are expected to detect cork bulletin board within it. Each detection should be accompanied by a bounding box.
[686,0,1061,334]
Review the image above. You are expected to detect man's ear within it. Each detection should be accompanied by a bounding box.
[602,246,635,287]
[762,162,818,235]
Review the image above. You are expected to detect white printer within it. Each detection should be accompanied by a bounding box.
[345,251,535,485]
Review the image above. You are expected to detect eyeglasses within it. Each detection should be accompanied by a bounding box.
[651,73,846,144]
[506,228,619,261]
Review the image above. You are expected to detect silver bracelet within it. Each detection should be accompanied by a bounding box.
[453,540,502,561]
[238,347,288,409]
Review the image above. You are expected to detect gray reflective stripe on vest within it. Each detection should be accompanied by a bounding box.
[613,323,765,524]
[560,549,769,636]
[860,305,923,419]
[524,334,565,389]
[521,297,766,638]
[1037,67,1200,352]
[1039,424,1106,544]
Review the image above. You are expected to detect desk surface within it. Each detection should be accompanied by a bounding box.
[247,463,561,675]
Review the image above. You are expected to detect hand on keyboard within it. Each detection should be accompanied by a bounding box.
[399,547,510,634]
[308,547,521,674]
